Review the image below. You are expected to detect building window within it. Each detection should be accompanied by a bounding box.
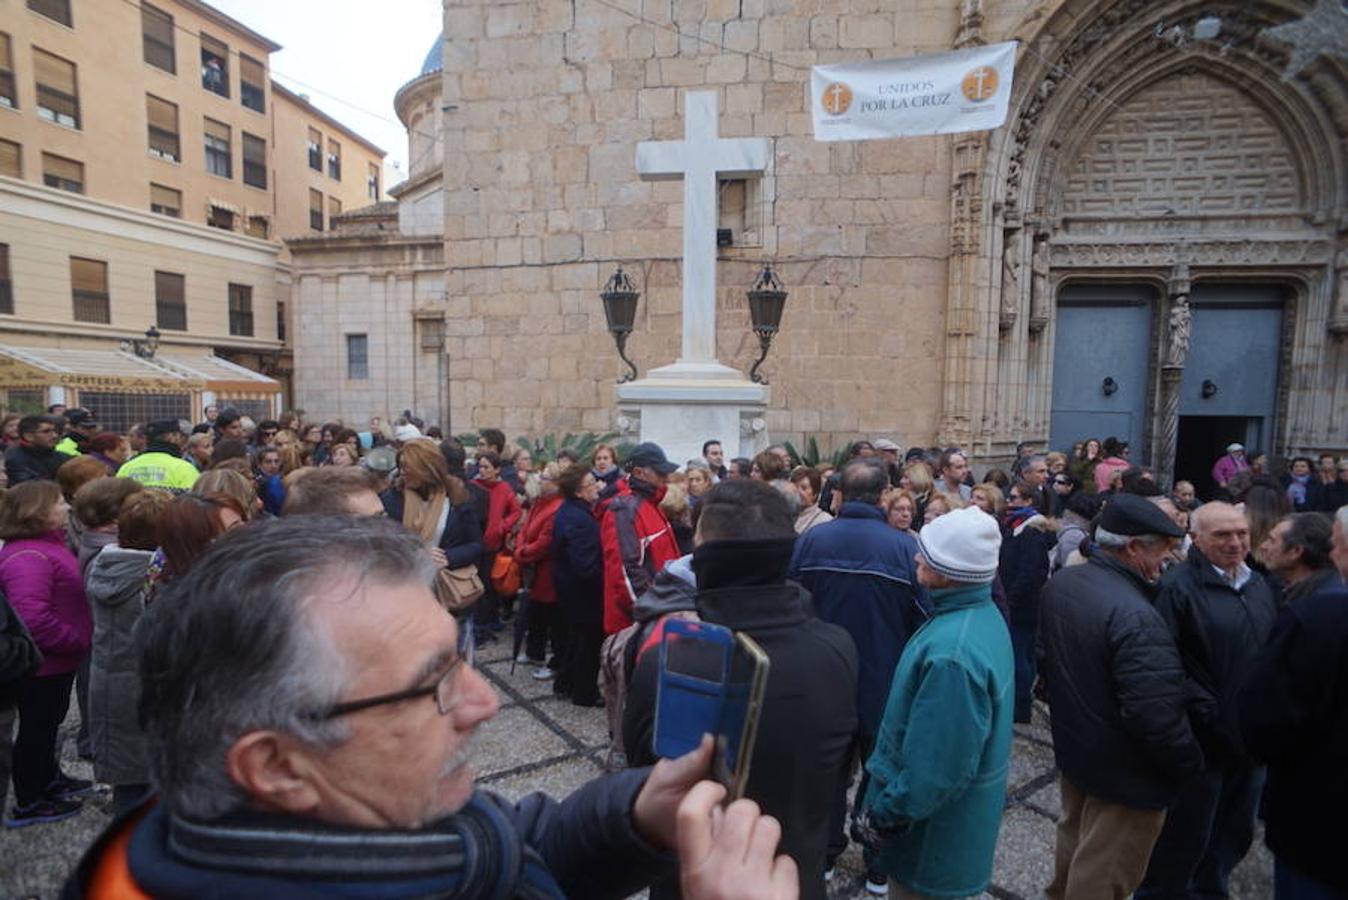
[0,139,19,178]
[27,0,72,27]
[276,299,286,342]
[207,204,234,231]
[154,270,186,331]
[367,162,379,200]
[326,139,341,180]
[33,48,79,128]
[42,152,82,193]
[245,215,268,239]
[328,197,342,222]
[239,54,264,113]
[150,182,180,218]
[309,188,323,231]
[346,334,368,380]
[146,94,180,162]
[0,244,11,315]
[204,117,231,178]
[0,33,16,109]
[80,392,190,434]
[241,132,266,189]
[228,283,253,336]
[141,3,175,73]
[70,257,109,323]
[200,34,228,98]
[307,127,321,171]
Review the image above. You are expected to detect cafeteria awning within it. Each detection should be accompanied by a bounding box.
[0,344,279,396]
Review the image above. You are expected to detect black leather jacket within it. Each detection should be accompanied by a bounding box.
[1039,553,1204,809]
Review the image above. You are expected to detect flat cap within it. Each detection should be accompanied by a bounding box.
[1098,493,1184,539]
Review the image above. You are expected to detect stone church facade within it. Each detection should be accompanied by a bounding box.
[289,0,1347,482]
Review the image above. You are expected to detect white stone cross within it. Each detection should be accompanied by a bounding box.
[636,91,769,370]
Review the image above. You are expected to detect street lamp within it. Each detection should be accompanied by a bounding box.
[746,265,788,385]
[121,325,161,360]
[600,266,640,384]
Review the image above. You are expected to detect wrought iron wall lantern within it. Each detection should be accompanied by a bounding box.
[121,325,161,360]
[1102,376,1118,397]
[600,266,640,384]
[746,265,788,385]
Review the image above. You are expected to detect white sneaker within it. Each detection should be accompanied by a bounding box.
[865,876,887,896]
[531,667,555,681]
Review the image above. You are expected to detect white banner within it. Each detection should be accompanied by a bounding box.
[812,41,1017,141]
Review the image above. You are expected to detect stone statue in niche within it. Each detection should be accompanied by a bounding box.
[1166,265,1192,367]
[1000,230,1021,330]
[1029,235,1051,333]
[1331,246,1348,335]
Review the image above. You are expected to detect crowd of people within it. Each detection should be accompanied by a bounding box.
[0,403,1344,900]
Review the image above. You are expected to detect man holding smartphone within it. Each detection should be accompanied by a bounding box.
[856,506,1014,899]
[624,479,858,900]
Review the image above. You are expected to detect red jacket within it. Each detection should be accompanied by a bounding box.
[599,480,680,634]
[514,493,561,603]
[474,477,522,553]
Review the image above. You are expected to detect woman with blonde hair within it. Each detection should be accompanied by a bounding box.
[901,459,935,526]
[969,483,1006,520]
[192,468,260,521]
[883,489,919,536]
[383,438,483,611]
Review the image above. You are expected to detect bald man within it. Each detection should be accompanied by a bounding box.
[1137,503,1277,899]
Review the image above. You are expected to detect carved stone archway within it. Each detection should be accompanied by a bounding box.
[940,0,1348,480]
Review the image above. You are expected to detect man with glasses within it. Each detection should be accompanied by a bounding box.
[65,516,798,899]
[4,415,69,485]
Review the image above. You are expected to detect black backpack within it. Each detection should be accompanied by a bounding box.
[0,587,41,703]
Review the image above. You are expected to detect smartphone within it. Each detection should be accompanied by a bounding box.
[653,619,770,801]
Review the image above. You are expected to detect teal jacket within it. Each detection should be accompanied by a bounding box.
[861,582,1014,898]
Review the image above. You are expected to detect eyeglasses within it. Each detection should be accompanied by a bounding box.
[316,635,475,720]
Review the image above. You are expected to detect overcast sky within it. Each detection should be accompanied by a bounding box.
[208,0,443,186]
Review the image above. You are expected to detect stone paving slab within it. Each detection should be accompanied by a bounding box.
[0,671,1273,900]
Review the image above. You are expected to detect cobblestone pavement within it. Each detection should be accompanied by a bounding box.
[1,638,1272,898]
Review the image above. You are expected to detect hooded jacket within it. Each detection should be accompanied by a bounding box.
[999,510,1057,630]
[473,477,522,554]
[1039,553,1204,809]
[85,544,154,785]
[624,539,858,900]
[0,531,92,677]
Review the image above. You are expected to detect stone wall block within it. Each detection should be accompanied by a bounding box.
[809,16,839,48]
[707,54,748,84]
[839,14,893,48]
[723,19,760,51]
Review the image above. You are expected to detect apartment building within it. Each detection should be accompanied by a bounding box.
[0,0,384,416]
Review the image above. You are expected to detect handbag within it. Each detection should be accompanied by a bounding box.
[490,552,522,596]
[435,565,484,614]
[0,587,42,688]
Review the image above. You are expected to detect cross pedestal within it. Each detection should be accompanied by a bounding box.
[614,90,771,464]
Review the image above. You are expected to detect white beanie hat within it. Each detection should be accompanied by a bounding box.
[916,506,1002,584]
[393,423,423,443]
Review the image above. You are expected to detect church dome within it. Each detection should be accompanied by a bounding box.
[420,33,443,77]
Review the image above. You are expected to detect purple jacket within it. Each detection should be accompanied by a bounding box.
[1211,454,1248,487]
[0,531,92,676]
